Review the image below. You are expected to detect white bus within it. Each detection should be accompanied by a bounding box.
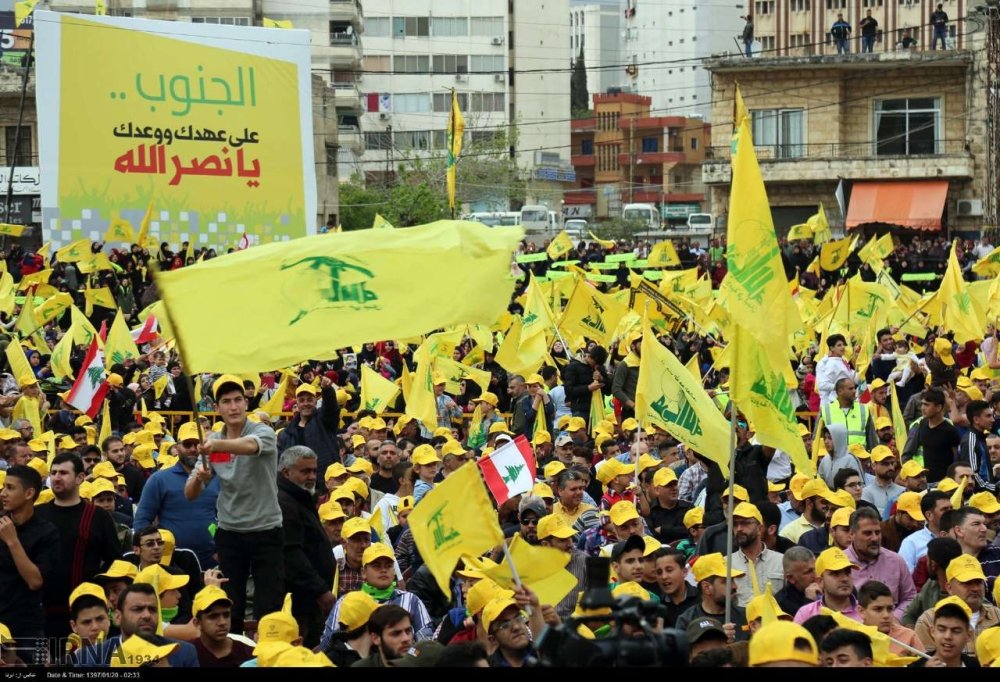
[622,203,661,231]
[519,205,559,233]
[464,211,521,227]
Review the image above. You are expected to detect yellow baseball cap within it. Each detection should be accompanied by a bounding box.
[896,491,926,521]
[556,415,572,431]
[481,597,521,633]
[899,460,928,479]
[870,445,895,463]
[467,579,513,617]
[934,338,955,366]
[525,373,544,386]
[532,482,554,500]
[27,438,47,453]
[532,431,552,446]
[337,591,379,632]
[398,496,415,512]
[683,507,704,528]
[324,463,348,482]
[636,453,661,474]
[596,459,629,485]
[692,553,745,582]
[143,421,163,436]
[543,461,567,479]
[971,367,992,382]
[26,457,48,478]
[89,478,116,498]
[177,422,200,443]
[110,635,178,667]
[567,417,587,432]
[488,421,512,435]
[937,477,960,493]
[537,514,576,540]
[847,443,871,460]
[826,490,856,510]
[789,473,812,500]
[969,492,1000,515]
[732,502,763,525]
[351,434,367,449]
[977,627,1000,666]
[213,374,245,399]
[868,378,887,391]
[134,564,189,593]
[829,507,853,529]
[96,560,139,581]
[799,479,830,501]
[362,542,395,566]
[272,646,334,667]
[34,488,54,506]
[653,468,678,487]
[767,481,787,493]
[295,383,319,396]
[107,373,124,388]
[131,444,156,470]
[722,483,749,502]
[934,595,973,619]
[412,444,442,466]
[946,554,988,583]
[192,585,232,617]
[609,501,640,527]
[255,596,299,650]
[748,621,818,667]
[746,591,790,623]
[342,517,372,539]
[875,416,893,431]
[0,428,19,441]
[69,582,109,609]
[329,486,355,504]
[441,440,466,458]
[318,501,346,522]
[612,581,652,601]
[346,458,373,475]
[621,417,639,432]
[476,392,499,407]
[343,477,369,500]
[815,547,859,576]
[58,436,77,450]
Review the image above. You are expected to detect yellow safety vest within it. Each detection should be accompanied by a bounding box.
[822,400,869,447]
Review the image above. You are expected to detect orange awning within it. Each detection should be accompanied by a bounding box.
[845,180,949,231]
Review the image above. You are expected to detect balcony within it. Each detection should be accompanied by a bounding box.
[332,81,361,113]
[617,151,685,166]
[702,139,974,184]
[338,125,362,153]
[571,118,597,133]
[329,33,362,67]
[571,154,596,167]
[618,116,687,131]
[330,0,364,31]
[564,189,596,205]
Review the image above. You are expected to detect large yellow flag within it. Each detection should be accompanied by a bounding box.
[98,399,112,449]
[405,342,439,430]
[49,331,75,381]
[136,200,154,248]
[809,203,832,244]
[635,313,731,476]
[483,534,579,607]
[33,292,72,327]
[494,315,547,378]
[433,356,491,395]
[55,239,91,263]
[5,340,34,387]
[546,231,574,260]
[0,223,25,237]
[819,236,854,271]
[973,245,1000,278]
[360,364,400,414]
[559,279,627,346]
[104,309,141,369]
[156,221,522,373]
[0,270,14,315]
[939,240,984,343]
[889,380,908,455]
[12,395,40,436]
[408,462,504,597]
[70,305,100,347]
[786,223,812,241]
[521,275,556,343]
[104,217,135,243]
[730,325,814,476]
[77,253,115,275]
[446,89,465,212]
[648,240,680,267]
[84,287,117,314]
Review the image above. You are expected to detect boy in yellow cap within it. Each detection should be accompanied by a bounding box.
[190,585,253,667]
[749,620,818,667]
[67,583,111,654]
[322,591,378,666]
[908,596,978,668]
[792,547,861,624]
[674,552,748,641]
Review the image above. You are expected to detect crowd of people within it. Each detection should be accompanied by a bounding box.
[1,224,1000,669]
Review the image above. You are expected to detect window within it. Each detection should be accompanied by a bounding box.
[5,126,30,166]
[641,137,658,152]
[433,93,469,112]
[470,93,504,112]
[191,17,250,25]
[751,109,804,158]
[364,56,390,73]
[874,97,940,155]
[432,17,469,36]
[690,137,698,150]
[471,130,501,144]
[366,17,390,37]
[432,55,469,74]
[393,16,429,38]
[325,144,338,177]
[581,139,593,155]
[395,130,431,150]
[471,55,505,73]
[365,132,392,150]
[394,94,431,113]
[470,16,504,35]
[393,55,430,73]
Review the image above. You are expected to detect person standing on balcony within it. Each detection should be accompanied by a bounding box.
[831,13,851,54]
[859,10,878,54]
[931,4,949,50]
[741,15,754,58]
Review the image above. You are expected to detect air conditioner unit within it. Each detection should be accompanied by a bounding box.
[494,73,506,82]
[455,74,468,82]
[491,36,505,45]
[379,112,390,120]
[957,198,984,217]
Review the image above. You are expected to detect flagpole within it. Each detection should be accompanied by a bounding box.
[724,403,737,626]
[500,541,533,616]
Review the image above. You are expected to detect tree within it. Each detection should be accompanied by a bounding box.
[571,47,589,116]
[385,181,446,226]
[339,177,383,230]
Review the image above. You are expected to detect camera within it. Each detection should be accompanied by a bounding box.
[533,556,688,667]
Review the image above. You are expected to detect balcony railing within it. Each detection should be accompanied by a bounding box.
[330,33,359,46]
[706,138,968,161]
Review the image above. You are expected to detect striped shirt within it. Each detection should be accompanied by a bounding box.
[319,588,433,650]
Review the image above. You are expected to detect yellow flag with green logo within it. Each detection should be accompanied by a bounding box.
[786,223,812,242]
[104,217,134,243]
[973,245,1000,278]
[49,330,75,381]
[14,0,36,28]
[809,203,831,244]
[6,340,33,388]
[408,462,505,597]
[819,236,853,272]
[98,398,112,448]
[34,292,72,327]
[104,309,141,369]
[84,287,117,312]
[360,364,400,415]
[558,279,627,347]
[263,17,293,28]
[55,239,91,264]
[12,394,40,436]
[405,342,439,430]
[940,240,984,343]
[446,89,465,211]
[77,253,115,275]
[70,305,100,347]
[635,313,731,476]
[372,213,395,230]
[648,240,680,267]
[433,356,491,395]
[0,270,14,315]
[589,232,616,250]
[482,534,578,606]
[546,231,574,260]
[0,223,25,237]
[730,325,814,476]
[136,200,154,248]
[521,275,556,343]
[155,221,522,373]
[494,315,547,378]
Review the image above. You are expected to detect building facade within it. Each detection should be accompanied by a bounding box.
[702,48,986,235]
[567,92,709,221]
[750,0,965,56]
[570,4,623,98]
[356,0,572,212]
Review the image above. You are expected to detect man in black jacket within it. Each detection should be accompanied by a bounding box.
[277,376,341,492]
[561,345,611,423]
[277,445,336,648]
[106,373,137,432]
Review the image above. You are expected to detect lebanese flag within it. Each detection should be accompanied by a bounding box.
[65,339,109,418]
[478,435,537,506]
[130,315,159,344]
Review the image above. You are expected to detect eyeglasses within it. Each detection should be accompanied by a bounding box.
[494,614,527,632]
[519,516,539,526]
[142,539,165,547]
[83,458,101,464]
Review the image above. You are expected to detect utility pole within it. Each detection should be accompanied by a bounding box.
[983,1,1000,231]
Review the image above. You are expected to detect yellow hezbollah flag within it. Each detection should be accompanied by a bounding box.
[546,231,574,260]
[973,245,1000,278]
[104,217,134,243]
[939,240,984,343]
[34,292,72,326]
[446,89,465,211]
[98,398,112,448]
[559,279,627,347]
[84,287,117,312]
[156,221,522,373]
[786,223,812,241]
[77,252,114,275]
[635,313,731,476]
[819,236,853,271]
[405,342,439,430]
[49,330,75,380]
[889,380,908,456]
[483,534,579,607]
[6,340,34,387]
[494,315,547,378]
[372,213,395,230]
[730,325,814,476]
[14,0,36,28]
[0,270,14,315]
[589,232,616,250]
[433,356,491,395]
[70,305,101,347]
[408,462,505,598]
[648,240,680,267]
[360,364,400,415]
[809,203,832,244]
[56,238,91,264]
[95,0,105,15]
[136,200,154,248]
[263,17,293,28]
[12,394,40,436]
[104,308,141,369]
[521,274,556,343]
[0,223,25,237]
